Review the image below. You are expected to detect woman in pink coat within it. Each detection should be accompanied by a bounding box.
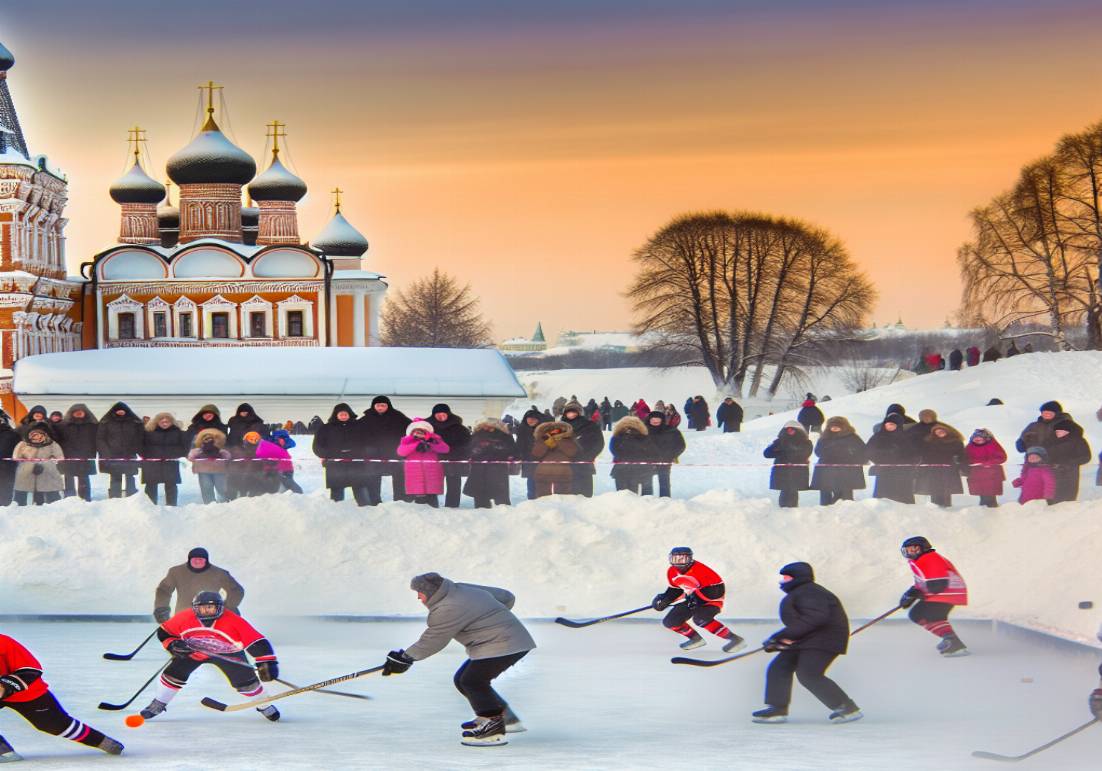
[396,420,450,507]
[1012,446,1056,504]
[964,428,1006,507]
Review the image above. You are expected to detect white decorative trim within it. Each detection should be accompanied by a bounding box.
[199,295,237,340]
[276,295,314,339]
[146,296,171,338]
[172,296,198,340]
[99,280,321,296]
[240,295,274,339]
[106,294,144,341]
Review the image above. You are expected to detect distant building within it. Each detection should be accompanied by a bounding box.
[499,322,548,353]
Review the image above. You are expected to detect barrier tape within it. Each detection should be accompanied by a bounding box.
[0,458,1054,468]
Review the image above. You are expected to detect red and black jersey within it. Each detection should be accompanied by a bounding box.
[909,551,967,605]
[158,609,275,662]
[0,634,48,703]
[664,561,726,607]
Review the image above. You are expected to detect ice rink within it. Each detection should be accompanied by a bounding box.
[1,618,1098,770]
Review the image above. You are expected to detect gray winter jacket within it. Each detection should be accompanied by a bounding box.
[153,563,245,616]
[405,579,537,661]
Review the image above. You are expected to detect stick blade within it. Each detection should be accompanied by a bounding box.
[97,702,126,711]
[200,697,228,712]
[552,617,591,628]
[102,653,134,661]
[971,750,1020,762]
[670,656,725,667]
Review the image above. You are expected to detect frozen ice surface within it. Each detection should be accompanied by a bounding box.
[0,619,1097,770]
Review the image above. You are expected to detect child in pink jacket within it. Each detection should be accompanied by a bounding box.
[1012,446,1056,504]
[396,420,450,507]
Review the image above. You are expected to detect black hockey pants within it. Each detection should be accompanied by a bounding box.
[0,691,108,748]
[453,651,528,717]
[764,648,852,709]
[163,653,259,692]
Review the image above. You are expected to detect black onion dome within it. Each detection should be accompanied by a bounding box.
[310,211,368,257]
[0,43,13,72]
[166,116,256,186]
[241,205,259,226]
[157,202,179,228]
[110,162,166,204]
[248,156,307,202]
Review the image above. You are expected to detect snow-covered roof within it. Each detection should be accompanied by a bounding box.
[332,269,384,280]
[14,347,525,398]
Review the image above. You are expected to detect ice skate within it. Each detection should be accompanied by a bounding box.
[138,698,167,720]
[461,714,507,746]
[751,706,788,724]
[828,700,863,723]
[679,632,706,651]
[937,635,969,657]
[257,705,281,721]
[96,737,124,755]
[721,634,746,653]
[0,738,22,763]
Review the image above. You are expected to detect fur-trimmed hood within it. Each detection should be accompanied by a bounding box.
[193,428,227,449]
[779,420,807,437]
[823,416,855,436]
[146,412,185,432]
[561,400,585,417]
[925,422,963,443]
[474,418,510,435]
[612,416,648,437]
[534,421,574,441]
[191,404,222,422]
[63,403,98,425]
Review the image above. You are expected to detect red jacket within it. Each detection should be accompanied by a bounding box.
[909,551,967,605]
[1013,463,1055,503]
[667,561,725,607]
[0,634,48,703]
[965,440,1006,496]
[160,609,275,662]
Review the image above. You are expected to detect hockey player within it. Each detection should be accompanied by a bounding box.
[382,573,536,747]
[898,536,969,656]
[139,591,280,721]
[0,633,123,760]
[652,547,745,652]
[153,546,245,622]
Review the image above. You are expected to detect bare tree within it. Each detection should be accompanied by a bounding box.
[380,268,493,348]
[627,211,876,397]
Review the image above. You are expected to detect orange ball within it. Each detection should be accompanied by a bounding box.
[124,714,144,728]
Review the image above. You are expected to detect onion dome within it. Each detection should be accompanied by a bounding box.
[241,204,259,226]
[167,115,256,186]
[248,156,307,202]
[311,211,368,257]
[0,43,13,72]
[109,161,165,204]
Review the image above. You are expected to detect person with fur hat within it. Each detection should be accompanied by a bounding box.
[185,404,227,447]
[187,429,231,503]
[609,416,656,495]
[1015,400,1071,453]
[1012,447,1056,504]
[763,422,813,507]
[11,423,64,505]
[810,416,866,505]
[647,410,685,497]
[463,419,516,508]
[141,412,189,506]
[560,400,603,497]
[55,404,98,501]
[313,403,371,506]
[428,404,471,509]
[530,421,579,497]
[397,420,450,507]
[360,396,412,504]
[964,429,1006,507]
[226,403,267,448]
[96,402,143,498]
[382,573,536,746]
[153,547,245,621]
[865,413,917,503]
[0,411,19,506]
[261,430,302,494]
[514,408,545,500]
[914,421,965,507]
[1046,418,1092,503]
[797,394,824,435]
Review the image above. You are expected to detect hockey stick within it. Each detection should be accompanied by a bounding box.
[850,605,903,636]
[275,678,372,700]
[97,662,169,710]
[972,718,1098,762]
[103,629,157,661]
[201,665,385,712]
[555,602,686,628]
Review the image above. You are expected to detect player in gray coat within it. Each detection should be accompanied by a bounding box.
[382,572,537,747]
[151,547,245,622]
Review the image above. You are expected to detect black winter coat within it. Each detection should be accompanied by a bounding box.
[226,403,267,447]
[1015,413,1073,453]
[429,413,472,475]
[186,407,228,446]
[811,432,866,492]
[563,415,604,472]
[463,428,516,501]
[763,430,812,491]
[97,403,144,475]
[226,444,280,497]
[776,579,850,654]
[948,349,963,370]
[514,410,543,479]
[716,401,743,432]
[1047,426,1092,503]
[688,399,710,428]
[142,425,189,485]
[358,398,411,474]
[649,424,686,464]
[313,404,368,489]
[609,430,655,483]
[0,423,19,492]
[57,416,98,476]
[864,428,916,503]
[914,431,965,497]
[797,404,825,432]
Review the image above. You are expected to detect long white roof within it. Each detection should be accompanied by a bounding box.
[14,347,525,398]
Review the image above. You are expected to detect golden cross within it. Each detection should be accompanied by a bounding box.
[198,80,223,118]
[266,120,287,157]
[332,187,343,213]
[126,125,147,164]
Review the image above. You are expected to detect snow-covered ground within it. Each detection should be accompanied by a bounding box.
[2,619,1098,770]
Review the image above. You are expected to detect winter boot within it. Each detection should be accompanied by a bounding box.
[97,737,125,755]
[0,737,22,763]
[679,631,706,651]
[937,635,969,657]
[828,700,863,723]
[257,705,281,722]
[461,714,507,746]
[139,699,167,720]
[722,634,746,653]
[751,706,788,724]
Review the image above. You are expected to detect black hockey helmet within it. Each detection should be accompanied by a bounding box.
[192,591,224,621]
[901,536,932,560]
[669,547,694,569]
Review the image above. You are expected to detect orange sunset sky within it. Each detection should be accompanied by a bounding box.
[4,1,1102,342]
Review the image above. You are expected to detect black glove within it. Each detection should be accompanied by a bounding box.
[0,674,25,699]
[684,594,701,610]
[762,635,792,653]
[1090,689,1102,720]
[257,660,279,682]
[415,441,431,454]
[899,587,921,609]
[167,639,193,657]
[383,649,414,676]
[31,464,43,476]
[652,593,672,611]
[153,607,171,623]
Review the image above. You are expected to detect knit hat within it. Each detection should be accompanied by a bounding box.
[410,572,445,599]
[1040,400,1062,414]
[782,420,805,433]
[918,409,937,423]
[406,420,433,436]
[883,413,904,428]
[188,547,209,561]
[1052,419,1079,434]
[243,431,261,444]
[970,428,993,442]
[430,403,451,416]
[1024,446,1048,461]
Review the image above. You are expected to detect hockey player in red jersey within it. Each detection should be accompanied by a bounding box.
[898,536,969,656]
[652,547,745,652]
[139,591,281,721]
[0,633,123,760]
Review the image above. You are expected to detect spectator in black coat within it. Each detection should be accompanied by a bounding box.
[142,412,189,506]
[561,400,604,497]
[514,408,544,500]
[186,404,227,446]
[1015,400,1072,453]
[982,345,1002,363]
[462,418,516,508]
[1047,419,1092,503]
[797,395,824,434]
[1006,341,1020,357]
[683,397,695,429]
[56,403,98,501]
[428,403,471,508]
[96,402,143,498]
[873,403,916,434]
[763,422,813,508]
[914,423,965,507]
[307,415,323,433]
[599,397,613,430]
[608,416,655,495]
[811,416,866,505]
[226,403,267,447]
[645,410,685,498]
[716,397,743,433]
[360,396,412,504]
[688,396,710,431]
[313,403,370,506]
[19,405,55,441]
[0,413,19,505]
[948,349,963,370]
[584,398,600,421]
[753,562,859,724]
[865,414,916,504]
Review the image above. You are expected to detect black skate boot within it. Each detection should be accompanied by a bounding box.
[722,634,746,653]
[679,631,706,651]
[139,699,167,720]
[462,705,526,734]
[97,737,125,755]
[461,714,507,746]
[937,635,969,657]
[751,706,788,724]
[828,700,863,723]
[0,737,23,763]
[257,705,281,721]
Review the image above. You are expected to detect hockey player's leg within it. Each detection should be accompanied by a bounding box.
[141,656,201,718]
[793,650,862,723]
[7,692,123,755]
[663,605,703,649]
[754,650,799,722]
[219,658,280,721]
[457,652,527,746]
[693,605,745,653]
[0,734,21,762]
[910,602,967,655]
